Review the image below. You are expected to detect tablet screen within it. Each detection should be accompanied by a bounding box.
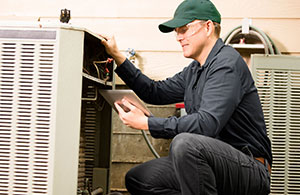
[99,89,152,117]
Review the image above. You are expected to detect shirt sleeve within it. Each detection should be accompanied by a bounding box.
[115,58,186,105]
[148,56,245,139]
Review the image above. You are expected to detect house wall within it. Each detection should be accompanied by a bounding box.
[1,0,300,82]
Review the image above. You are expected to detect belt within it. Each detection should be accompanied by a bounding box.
[255,157,271,174]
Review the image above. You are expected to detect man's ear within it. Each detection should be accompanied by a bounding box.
[206,20,214,37]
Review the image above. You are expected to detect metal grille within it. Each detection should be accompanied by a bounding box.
[0,42,15,194]
[288,71,300,194]
[78,85,98,189]
[252,55,300,195]
[84,106,97,180]
[0,41,55,194]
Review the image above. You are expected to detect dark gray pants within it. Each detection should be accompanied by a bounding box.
[125,133,270,195]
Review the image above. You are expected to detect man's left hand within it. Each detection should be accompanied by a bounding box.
[114,98,149,130]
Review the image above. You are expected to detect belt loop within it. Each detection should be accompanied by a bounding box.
[264,159,271,180]
[241,146,253,158]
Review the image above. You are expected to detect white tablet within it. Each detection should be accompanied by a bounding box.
[99,89,152,117]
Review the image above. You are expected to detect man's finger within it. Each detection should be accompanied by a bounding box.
[122,99,136,111]
[115,102,126,115]
[98,33,109,41]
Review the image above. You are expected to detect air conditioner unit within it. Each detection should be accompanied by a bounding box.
[251,54,300,195]
[0,22,114,195]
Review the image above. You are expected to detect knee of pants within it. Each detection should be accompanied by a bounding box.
[125,162,160,193]
[125,167,139,193]
[170,133,195,158]
[125,166,135,187]
[125,163,151,189]
[170,133,209,159]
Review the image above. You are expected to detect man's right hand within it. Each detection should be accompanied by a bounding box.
[99,34,126,66]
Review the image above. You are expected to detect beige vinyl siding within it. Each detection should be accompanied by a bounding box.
[1,0,299,83]
[1,0,300,18]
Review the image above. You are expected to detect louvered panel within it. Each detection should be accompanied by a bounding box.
[14,43,36,195]
[252,55,300,195]
[0,41,56,195]
[255,69,287,194]
[32,43,55,194]
[0,42,16,194]
[273,71,289,194]
[288,71,300,194]
[256,70,272,134]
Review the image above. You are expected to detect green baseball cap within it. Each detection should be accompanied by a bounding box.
[159,0,221,33]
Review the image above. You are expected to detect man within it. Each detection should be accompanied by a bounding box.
[101,0,272,194]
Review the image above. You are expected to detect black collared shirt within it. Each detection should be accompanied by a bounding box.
[115,38,272,165]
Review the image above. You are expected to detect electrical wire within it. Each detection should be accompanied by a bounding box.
[141,130,160,158]
[92,61,101,79]
[83,67,90,74]
[92,58,113,82]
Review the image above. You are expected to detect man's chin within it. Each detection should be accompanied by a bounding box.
[183,52,192,59]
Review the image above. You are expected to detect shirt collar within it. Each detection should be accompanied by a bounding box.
[191,38,225,72]
[202,38,225,68]
[192,38,225,71]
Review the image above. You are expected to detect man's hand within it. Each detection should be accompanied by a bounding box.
[114,98,149,130]
[99,34,126,66]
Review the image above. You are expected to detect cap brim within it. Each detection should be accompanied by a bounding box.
[159,18,193,33]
